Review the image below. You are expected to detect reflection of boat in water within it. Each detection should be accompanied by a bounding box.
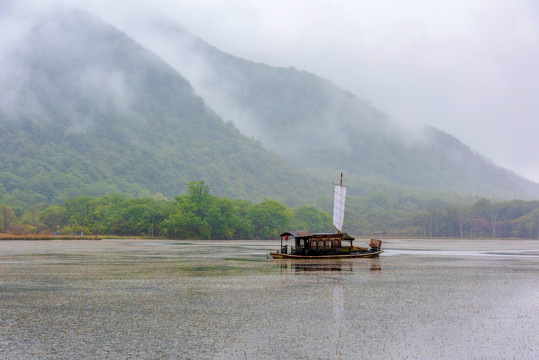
[276,259,382,272]
[270,173,383,259]
[283,261,345,272]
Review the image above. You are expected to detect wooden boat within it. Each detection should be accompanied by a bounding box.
[269,233,383,259]
[270,173,383,259]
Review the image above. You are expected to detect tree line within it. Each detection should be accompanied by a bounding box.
[410,198,539,239]
[1,181,538,239]
[348,194,539,239]
[0,181,332,239]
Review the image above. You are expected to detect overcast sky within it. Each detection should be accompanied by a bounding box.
[51,0,539,182]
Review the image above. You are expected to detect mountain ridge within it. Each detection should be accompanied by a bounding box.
[0,4,538,215]
[0,5,324,212]
[119,15,539,198]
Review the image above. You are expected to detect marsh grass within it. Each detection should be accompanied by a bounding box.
[0,234,101,240]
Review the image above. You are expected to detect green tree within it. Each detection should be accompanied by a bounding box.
[162,181,215,239]
[290,206,332,233]
[63,196,96,233]
[207,198,241,239]
[162,210,210,239]
[0,205,17,233]
[247,199,292,239]
[185,181,213,219]
[517,208,539,239]
[39,204,70,232]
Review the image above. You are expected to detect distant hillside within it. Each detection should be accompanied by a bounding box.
[0,6,323,212]
[125,17,539,199]
[1,4,539,218]
[421,127,532,197]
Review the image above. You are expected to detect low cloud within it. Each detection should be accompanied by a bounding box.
[4,0,539,182]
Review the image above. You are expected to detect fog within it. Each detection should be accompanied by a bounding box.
[5,0,539,182]
[0,2,135,128]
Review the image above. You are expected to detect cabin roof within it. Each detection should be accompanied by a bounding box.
[280,230,312,238]
[280,231,355,240]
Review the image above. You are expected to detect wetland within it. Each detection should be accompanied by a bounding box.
[0,239,537,359]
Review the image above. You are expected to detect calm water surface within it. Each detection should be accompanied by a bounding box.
[0,239,537,359]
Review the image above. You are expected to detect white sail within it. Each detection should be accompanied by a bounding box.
[333,184,347,232]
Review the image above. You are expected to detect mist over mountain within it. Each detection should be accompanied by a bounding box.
[0,5,322,211]
[0,4,538,214]
[117,15,539,198]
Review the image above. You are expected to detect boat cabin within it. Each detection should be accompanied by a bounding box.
[279,231,355,256]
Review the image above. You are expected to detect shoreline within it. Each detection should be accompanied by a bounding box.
[0,235,102,241]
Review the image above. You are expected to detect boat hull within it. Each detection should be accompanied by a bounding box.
[269,250,383,259]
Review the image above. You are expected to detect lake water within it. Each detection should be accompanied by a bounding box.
[0,238,537,359]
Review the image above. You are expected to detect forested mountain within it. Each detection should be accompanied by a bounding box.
[126,17,539,199]
[0,6,323,212]
[1,4,538,218]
